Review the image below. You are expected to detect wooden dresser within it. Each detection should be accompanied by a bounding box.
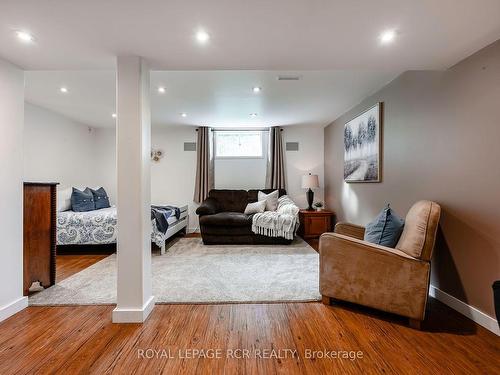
[23,182,58,295]
[298,209,335,239]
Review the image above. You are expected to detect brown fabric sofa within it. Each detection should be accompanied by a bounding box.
[319,200,441,329]
[196,189,293,245]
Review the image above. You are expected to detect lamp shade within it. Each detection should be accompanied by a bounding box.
[302,174,319,189]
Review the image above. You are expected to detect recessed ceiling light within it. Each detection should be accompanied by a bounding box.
[250,113,258,117]
[181,113,187,117]
[379,29,396,44]
[158,86,166,94]
[16,30,34,43]
[112,113,117,118]
[59,87,68,93]
[195,30,210,44]
[252,87,261,93]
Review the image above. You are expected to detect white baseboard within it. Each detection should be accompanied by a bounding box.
[112,295,155,323]
[429,285,499,336]
[188,227,200,233]
[0,296,28,322]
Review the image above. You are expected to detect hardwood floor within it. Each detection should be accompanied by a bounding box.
[56,254,108,282]
[305,237,319,251]
[0,300,498,374]
[1,235,497,374]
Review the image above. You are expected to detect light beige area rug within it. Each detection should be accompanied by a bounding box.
[29,237,321,305]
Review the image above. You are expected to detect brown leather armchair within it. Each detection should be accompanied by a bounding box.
[319,200,441,329]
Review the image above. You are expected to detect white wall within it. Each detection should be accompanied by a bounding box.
[95,126,200,229]
[151,126,199,230]
[24,118,325,226]
[214,126,325,208]
[92,124,325,229]
[215,132,268,189]
[283,125,325,209]
[24,103,98,192]
[94,127,117,204]
[78,126,201,230]
[0,58,26,321]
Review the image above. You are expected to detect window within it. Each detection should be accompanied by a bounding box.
[215,131,264,158]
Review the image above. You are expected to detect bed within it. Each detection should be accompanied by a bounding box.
[57,205,188,255]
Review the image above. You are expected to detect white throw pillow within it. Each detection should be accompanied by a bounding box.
[57,187,73,212]
[258,190,279,211]
[244,200,266,214]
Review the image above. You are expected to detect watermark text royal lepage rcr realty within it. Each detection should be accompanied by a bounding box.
[137,348,364,361]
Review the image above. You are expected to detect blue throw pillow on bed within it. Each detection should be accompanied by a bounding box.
[71,187,95,212]
[364,204,405,248]
[90,187,110,210]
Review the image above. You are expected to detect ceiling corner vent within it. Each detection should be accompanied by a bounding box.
[277,75,301,81]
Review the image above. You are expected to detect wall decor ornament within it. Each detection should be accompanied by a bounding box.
[344,102,382,182]
[151,149,164,163]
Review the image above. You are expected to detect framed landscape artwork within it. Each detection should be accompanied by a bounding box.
[344,102,382,182]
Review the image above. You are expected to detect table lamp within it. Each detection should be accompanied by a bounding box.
[301,173,319,210]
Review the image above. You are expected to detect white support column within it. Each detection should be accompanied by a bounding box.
[112,56,154,323]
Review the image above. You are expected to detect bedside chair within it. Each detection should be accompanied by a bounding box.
[319,200,441,329]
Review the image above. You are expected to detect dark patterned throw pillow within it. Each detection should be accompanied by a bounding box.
[90,187,111,210]
[71,187,95,212]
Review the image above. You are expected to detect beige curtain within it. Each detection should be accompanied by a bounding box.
[265,127,286,189]
[193,127,214,203]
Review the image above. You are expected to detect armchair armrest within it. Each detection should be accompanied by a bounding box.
[321,233,420,262]
[334,222,366,240]
[196,197,218,216]
[319,233,430,320]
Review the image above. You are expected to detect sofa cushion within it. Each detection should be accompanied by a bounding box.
[364,205,405,248]
[258,190,279,211]
[200,224,254,236]
[199,212,252,227]
[244,200,266,214]
[196,197,218,216]
[248,189,286,203]
[208,190,248,212]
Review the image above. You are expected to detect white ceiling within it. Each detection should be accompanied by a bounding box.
[10,1,500,129]
[25,71,116,128]
[1,0,500,70]
[25,70,400,128]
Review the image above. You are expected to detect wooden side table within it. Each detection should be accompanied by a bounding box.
[298,210,335,239]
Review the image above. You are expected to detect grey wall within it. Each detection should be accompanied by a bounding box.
[324,40,500,318]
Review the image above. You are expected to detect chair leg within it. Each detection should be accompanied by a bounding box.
[322,295,332,306]
[409,318,422,330]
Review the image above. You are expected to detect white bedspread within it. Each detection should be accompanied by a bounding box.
[251,195,300,240]
[57,206,166,248]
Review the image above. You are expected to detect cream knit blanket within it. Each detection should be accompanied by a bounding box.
[251,195,300,240]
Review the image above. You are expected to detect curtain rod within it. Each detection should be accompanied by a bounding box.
[195,128,283,132]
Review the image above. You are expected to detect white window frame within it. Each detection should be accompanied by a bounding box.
[214,130,265,159]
